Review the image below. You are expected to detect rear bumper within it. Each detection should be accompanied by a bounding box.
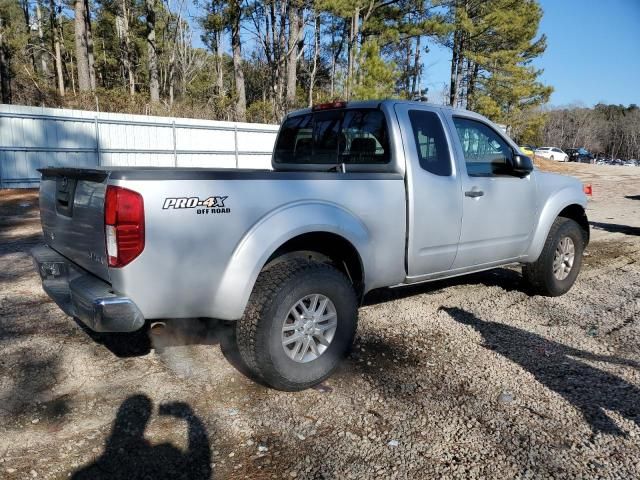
[31,245,145,332]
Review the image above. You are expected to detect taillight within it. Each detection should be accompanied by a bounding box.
[104,185,145,267]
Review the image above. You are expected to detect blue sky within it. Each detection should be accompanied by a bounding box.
[422,0,640,107]
[192,0,639,107]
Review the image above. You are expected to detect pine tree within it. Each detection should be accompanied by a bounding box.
[441,0,551,137]
[351,40,397,100]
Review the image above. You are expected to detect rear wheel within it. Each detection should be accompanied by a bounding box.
[522,217,584,296]
[235,259,358,391]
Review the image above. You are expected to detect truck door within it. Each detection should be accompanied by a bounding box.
[446,115,537,268]
[394,104,463,277]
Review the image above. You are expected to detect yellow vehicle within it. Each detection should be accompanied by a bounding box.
[519,145,535,157]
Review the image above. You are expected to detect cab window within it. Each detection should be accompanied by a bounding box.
[453,117,513,177]
[408,110,452,176]
[274,109,390,165]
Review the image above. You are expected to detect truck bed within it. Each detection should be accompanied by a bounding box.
[38,166,407,320]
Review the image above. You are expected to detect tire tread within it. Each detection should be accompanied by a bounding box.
[236,259,356,390]
[523,216,582,296]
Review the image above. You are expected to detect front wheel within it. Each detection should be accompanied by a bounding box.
[522,217,585,296]
[235,259,358,391]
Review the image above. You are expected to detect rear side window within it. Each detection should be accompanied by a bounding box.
[408,110,451,176]
[274,109,390,165]
[453,117,513,177]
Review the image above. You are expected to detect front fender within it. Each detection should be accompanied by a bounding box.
[209,201,371,319]
[524,186,587,261]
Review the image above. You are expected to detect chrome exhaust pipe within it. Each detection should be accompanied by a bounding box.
[150,321,166,335]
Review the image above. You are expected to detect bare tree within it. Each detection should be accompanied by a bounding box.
[74,0,91,91]
[49,0,65,96]
[230,0,246,120]
[307,11,319,107]
[285,1,303,107]
[176,20,205,96]
[84,0,96,89]
[146,0,159,102]
[35,0,49,77]
[0,19,12,103]
[345,7,359,100]
[116,0,135,95]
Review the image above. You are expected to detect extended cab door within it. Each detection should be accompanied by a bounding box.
[446,115,537,268]
[394,104,463,277]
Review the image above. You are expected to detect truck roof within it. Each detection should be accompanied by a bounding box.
[287,99,473,119]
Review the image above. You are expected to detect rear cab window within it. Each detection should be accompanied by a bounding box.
[407,110,452,176]
[274,109,391,165]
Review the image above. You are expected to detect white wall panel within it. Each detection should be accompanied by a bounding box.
[0,104,278,188]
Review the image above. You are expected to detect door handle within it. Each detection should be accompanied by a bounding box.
[465,190,484,198]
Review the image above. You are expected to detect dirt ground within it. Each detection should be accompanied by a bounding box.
[1,164,639,479]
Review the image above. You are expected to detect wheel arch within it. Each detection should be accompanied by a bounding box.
[210,201,371,320]
[264,232,365,298]
[525,187,589,261]
[558,203,590,246]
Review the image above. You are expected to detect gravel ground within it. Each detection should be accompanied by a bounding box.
[0,164,639,479]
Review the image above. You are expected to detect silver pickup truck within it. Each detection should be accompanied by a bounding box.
[33,100,589,390]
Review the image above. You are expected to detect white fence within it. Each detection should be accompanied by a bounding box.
[0,104,279,188]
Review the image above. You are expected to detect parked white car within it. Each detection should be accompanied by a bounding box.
[536,147,569,162]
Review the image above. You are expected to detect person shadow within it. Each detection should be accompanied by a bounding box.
[72,395,212,480]
[441,307,640,438]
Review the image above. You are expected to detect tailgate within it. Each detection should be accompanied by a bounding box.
[38,168,111,281]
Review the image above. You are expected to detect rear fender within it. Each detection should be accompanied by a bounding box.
[210,201,371,319]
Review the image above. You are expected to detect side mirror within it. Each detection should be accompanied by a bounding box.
[511,154,533,177]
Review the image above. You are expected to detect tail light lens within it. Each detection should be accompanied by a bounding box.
[105,186,145,267]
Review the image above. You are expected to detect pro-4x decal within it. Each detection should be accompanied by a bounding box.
[162,196,230,214]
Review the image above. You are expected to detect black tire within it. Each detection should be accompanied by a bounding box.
[235,259,358,391]
[522,217,584,296]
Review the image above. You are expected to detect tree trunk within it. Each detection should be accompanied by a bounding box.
[69,51,76,94]
[116,0,135,96]
[329,19,345,98]
[275,0,287,115]
[404,40,411,95]
[452,35,465,107]
[466,62,479,109]
[100,36,107,87]
[215,31,223,95]
[411,36,421,96]
[0,21,11,103]
[346,7,359,100]
[35,1,49,78]
[20,0,39,73]
[329,19,335,97]
[74,0,91,91]
[286,3,301,108]
[168,44,175,106]
[449,26,459,106]
[230,0,246,121]
[50,0,65,96]
[308,13,320,107]
[146,0,159,102]
[84,0,96,90]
